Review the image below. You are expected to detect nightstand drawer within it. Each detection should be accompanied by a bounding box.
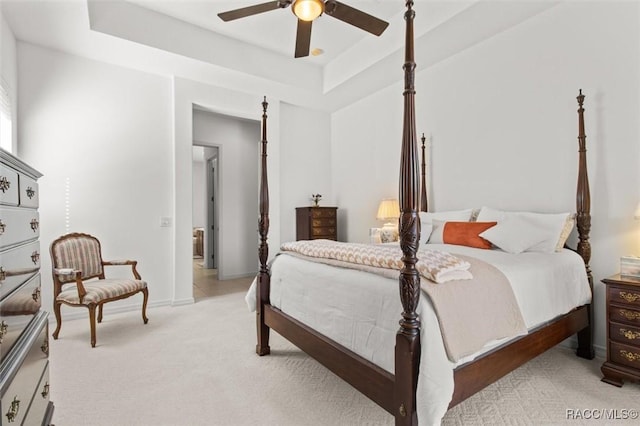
[610,306,640,326]
[312,218,336,227]
[608,286,640,307]
[610,322,640,347]
[610,341,640,370]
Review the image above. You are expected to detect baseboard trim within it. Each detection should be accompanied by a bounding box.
[218,271,257,280]
[47,299,173,323]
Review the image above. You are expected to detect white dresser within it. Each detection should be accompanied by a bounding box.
[0,148,53,425]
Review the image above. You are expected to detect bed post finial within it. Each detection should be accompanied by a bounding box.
[575,89,594,360]
[256,95,271,356]
[395,1,420,425]
[420,133,428,213]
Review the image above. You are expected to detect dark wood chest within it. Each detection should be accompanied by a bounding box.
[601,274,640,386]
[296,207,337,241]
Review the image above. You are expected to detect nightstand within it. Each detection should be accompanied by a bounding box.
[601,274,640,387]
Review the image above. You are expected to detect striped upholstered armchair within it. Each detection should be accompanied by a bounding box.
[49,232,149,347]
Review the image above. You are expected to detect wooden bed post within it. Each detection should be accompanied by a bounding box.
[420,133,428,213]
[395,2,420,425]
[256,96,271,356]
[575,89,595,360]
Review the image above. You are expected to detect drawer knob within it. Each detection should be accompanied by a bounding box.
[41,338,49,356]
[0,219,5,235]
[5,396,20,423]
[619,291,640,303]
[620,328,640,340]
[30,218,39,232]
[41,382,50,399]
[0,266,5,281]
[25,186,35,199]
[0,176,10,193]
[31,250,40,264]
[0,321,7,344]
[619,309,640,321]
[32,287,41,303]
[620,349,640,363]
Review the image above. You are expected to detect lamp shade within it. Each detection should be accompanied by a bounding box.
[376,199,400,221]
[292,0,324,21]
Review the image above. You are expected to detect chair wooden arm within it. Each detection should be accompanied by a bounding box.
[102,260,141,280]
[53,268,87,301]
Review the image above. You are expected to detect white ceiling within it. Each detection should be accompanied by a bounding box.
[127,0,406,65]
[2,1,559,111]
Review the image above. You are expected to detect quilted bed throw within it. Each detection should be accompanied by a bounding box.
[280,239,472,283]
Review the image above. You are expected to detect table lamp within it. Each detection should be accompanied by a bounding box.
[376,199,400,243]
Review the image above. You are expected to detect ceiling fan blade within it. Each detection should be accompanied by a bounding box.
[218,1,282,22]
[294,19,312,58]
[324,0,389,36]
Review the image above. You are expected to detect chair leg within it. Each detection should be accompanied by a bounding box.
[97,304,104,323]
[141,288,149,324]
[52,301,62,340]
[88,304,97,348]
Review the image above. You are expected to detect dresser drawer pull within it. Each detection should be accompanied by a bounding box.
[30,218,39,232]
[25,186,35,199]
[0,219,5,235]
[0,176,10,193]
[0,266,5,281]
[31,250,40,264]
[41,337,49,356]
[620,349,640,362]
[619,309,640,321]
[32,287,41,303]
[620,328,640,340]
[41,382,50,399]
[619,291,640,303]
[5,396,20,423]
[0,321,7,344]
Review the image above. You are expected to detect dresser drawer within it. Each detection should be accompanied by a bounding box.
[0,275,41,362]
[609,286,640,308]
[312,218,336,228]
[610,305,640,326]
[0,317,48,425]
[0,241,40,300]
[21,363,50,426]
[18,176,38,209]
[311,209,336,219]
[0,164,19,207]
[610,341,640,370]
[312,227,337,237]
[0,207,39,250]
[609,322,640,347]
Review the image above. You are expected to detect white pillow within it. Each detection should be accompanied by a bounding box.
[476,206,570,253]
[479,215,550,254]
[418,209,474,244]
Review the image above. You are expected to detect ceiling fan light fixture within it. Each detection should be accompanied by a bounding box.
[292,0,324,22]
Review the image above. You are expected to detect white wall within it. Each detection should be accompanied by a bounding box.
[1,9,18,153]
[332,1,640,354]
[279,102,332,242]
[193,109,260,278]
[18,42,174,313]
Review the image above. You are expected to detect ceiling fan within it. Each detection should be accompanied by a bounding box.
[218,0,389,58]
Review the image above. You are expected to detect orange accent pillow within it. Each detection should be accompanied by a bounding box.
[430,221,497,249]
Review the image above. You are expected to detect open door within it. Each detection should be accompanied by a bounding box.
[206,156,219,269]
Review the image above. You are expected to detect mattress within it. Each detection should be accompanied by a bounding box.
[246,243,591,425]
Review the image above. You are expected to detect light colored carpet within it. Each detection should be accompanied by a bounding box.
[50,290,639,426]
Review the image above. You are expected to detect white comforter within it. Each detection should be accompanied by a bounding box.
[246,244,591,425]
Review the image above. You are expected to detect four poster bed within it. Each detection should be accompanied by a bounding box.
[252,2,595,425]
